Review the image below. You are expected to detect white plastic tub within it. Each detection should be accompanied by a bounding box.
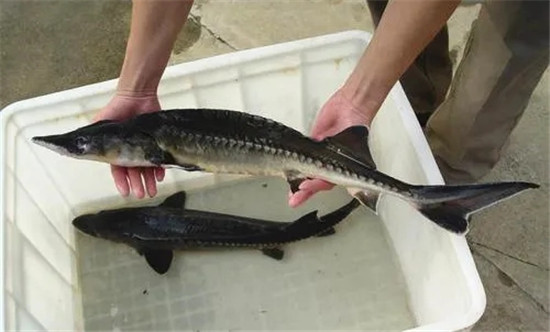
[1,30,485,331]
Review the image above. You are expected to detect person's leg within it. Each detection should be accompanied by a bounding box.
[425,0,549,184]
[366,0,453,126]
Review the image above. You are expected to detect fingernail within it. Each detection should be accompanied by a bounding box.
[157,172,165,182]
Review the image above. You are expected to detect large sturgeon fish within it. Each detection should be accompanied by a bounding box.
[33,108,539,234]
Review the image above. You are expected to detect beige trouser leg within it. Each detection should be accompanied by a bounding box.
[425,0,549,184]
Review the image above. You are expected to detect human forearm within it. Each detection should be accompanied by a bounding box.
[117,0,193,96]
[97,0,192,198]
[342,0,460,124]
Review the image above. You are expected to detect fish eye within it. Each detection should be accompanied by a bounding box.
[75,136,88,147]
[75,136,90,153]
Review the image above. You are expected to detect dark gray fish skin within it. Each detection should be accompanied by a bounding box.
[37,108,540,235]
[73,191,360,274]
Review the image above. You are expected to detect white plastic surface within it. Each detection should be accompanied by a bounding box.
[1,30,485,331]
[75,178,415,331]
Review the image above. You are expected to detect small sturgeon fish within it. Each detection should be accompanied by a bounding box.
[35,108,539,234]
[73,191,360,274]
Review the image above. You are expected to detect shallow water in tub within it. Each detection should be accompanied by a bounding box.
[75,177,415,330]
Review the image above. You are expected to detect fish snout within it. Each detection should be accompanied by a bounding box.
[72,216,98,237]
[32,134,62,147]
[31,135,73,155]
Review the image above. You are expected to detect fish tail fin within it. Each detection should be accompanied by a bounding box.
[318,198,361,224]
[410,181,539,234]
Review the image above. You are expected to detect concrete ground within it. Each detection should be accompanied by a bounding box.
[1,0,548,330]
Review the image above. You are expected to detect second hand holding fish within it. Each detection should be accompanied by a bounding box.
[289,88,376,208]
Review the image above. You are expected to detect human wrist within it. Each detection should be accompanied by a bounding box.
[116,60,162,97]
[116,41,168,97]
[110,86,160,110]
[115,87,158,98]
[340,75,391,125]
[114,0,191,100]
[116,64,160,97]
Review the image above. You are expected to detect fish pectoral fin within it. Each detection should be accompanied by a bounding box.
[325,126,376,169]
[350,190,379,212]
[287,178,306,193]
[160,191,187,208]
[261,247,284,260]
[315,227,336,237]
[146,149,177,166]
[284,170,307,193]
[143,249,174,275]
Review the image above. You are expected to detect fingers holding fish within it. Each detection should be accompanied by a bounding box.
[114,167,161,199]
[127,168,146,199]
[111,165,161,198]
[111,165,130,197]
[288,179,335,208]
[155,167,165,182]
[298,178,335,193]
[143,168,158,197]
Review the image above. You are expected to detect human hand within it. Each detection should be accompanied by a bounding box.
[93,92,165,199]
[288,88,375,207]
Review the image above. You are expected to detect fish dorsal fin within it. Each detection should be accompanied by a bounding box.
[280,210,320,233]
[160,191,187,208]
[325,126,376,169]
[261,247,284,260]
[143,249,174,274]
